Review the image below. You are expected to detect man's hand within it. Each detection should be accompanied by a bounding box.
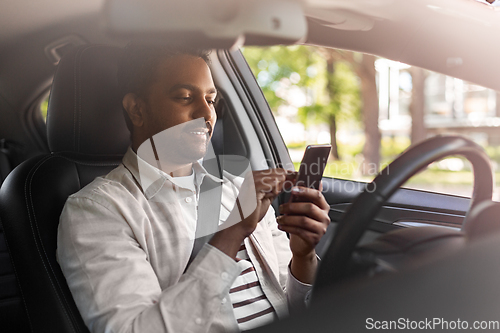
[277,184,331,283]
[254,169,296,221]
[210,168,295,260]
[232,168,297,236]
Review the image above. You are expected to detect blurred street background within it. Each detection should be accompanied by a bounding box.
[242,46,500,199]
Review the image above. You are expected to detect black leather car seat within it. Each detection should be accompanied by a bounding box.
[0,221,30,333]
[1,143,31,332]
[0,150,11,186]
[0,45,130,333]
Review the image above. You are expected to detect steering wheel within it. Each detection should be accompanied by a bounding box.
[311,135,493,299]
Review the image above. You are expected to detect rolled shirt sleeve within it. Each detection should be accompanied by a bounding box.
[285,264,313,312]
[263,206,313,313]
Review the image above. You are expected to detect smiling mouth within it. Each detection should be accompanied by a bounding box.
[188,129,208,135]
[183,121,212,138]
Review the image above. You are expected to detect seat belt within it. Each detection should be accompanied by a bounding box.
[185,177,222,271]
[184,139,223,272]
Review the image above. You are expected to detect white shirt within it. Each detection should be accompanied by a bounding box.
[57,147,311,333]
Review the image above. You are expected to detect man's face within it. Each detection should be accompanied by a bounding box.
[140,54,217,164]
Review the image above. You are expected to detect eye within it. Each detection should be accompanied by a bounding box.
[177,96,192,102]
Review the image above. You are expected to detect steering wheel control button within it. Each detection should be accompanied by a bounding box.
[221,272,229,281]
[185,197,192,203]
[195,318,203,325]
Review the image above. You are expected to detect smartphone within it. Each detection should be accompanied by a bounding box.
[291,144,331,201]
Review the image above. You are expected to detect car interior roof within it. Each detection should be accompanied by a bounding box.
[1,0,499,103]
[2,0,500,90]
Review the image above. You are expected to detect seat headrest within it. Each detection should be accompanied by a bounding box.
[47,45,130,156]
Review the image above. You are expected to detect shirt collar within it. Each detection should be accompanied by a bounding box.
[122,147,223,200]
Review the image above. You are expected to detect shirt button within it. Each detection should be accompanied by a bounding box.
[185,197,192,203]
[221,272,229,280]
[195,318,203,325]
[221,297,227,304]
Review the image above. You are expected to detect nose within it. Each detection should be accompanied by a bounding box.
[194,97,216,125]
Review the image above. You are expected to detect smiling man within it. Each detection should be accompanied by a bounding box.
[57,44,331,333]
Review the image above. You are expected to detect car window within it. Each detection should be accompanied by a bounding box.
[242,45,500,200]
[40,93,49,122]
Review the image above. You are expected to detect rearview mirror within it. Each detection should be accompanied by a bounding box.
[104,0,307,48]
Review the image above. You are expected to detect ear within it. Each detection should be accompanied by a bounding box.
[122,93,146,128]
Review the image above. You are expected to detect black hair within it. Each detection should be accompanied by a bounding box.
[117,43,211,133]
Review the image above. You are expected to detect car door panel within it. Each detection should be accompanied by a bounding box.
[323,177,467,231]
[313,177,469,256]
[323,176,468,227]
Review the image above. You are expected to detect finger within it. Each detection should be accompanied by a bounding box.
[279,202,330,225]
[254,170,288,194]
[263,169,295,181]
[283,172,297,191]
[281,179,296,193]
[253,169,287,184]
[258,177,285,197]
[254,168,288,178]
[277,224,324,246]
[289,186,330,211]
[276,215,328,235]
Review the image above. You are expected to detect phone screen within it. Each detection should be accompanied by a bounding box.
[292,144,331,199]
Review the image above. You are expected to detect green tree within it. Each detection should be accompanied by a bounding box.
[243,45,321,110]
[243,46,361,160]
[299,59,360,160]
[409,67,427,145]
[357,54,380,174]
